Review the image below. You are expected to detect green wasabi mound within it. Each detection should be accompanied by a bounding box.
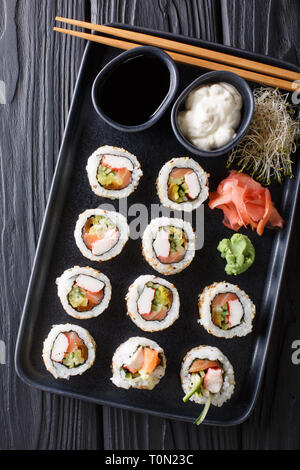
[217,234,255,275]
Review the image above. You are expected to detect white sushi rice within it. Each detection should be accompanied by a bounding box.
[180,345,235,407]
[42,324,96,379]
[74,208,129,262]
[111,336,166,390]
[126,275,180,332]
[142,217,196,275]
[198,281,256,338]
[86,145,143,199]
[56,266,112,320]
[157,157,209,212]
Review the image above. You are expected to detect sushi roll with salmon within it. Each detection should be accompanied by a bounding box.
[198,282,256,338]
[181,345,235,425]
[56,266,112,320]
[86,146,143,199]
[111,337,166,390]
[142,217,196,275]
[74,209,129,262]
[42,324,96,379]
[126,275,180,332]
[157,157,209,212]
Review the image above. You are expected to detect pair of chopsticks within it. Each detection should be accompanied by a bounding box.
[54,17,300,92]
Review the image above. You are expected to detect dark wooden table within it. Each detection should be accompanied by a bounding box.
[1,0,300,450]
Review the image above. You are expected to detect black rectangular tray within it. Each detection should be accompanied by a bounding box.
[15,25,300,426]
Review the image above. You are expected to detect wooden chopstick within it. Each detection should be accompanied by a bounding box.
[53,25,299,92]
[55,16,300,83]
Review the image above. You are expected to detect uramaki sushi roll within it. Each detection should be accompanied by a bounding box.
[56,266,112,320]
[157,157,209,212]
[111,337,166,390]
[86,145,143,199]
[198,281,256,338]
[74,209,129,262]
[142,217,196,275]
[181,345,235,425]
[126,275,180,332]
[42,324,96,379]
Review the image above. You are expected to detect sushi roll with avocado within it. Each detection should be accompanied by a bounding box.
[74,209,129,262]
[198,282,256,338]
[42,324,96,379]
[111,337,166,390]
[181,345,235,425]
[142,217,196,275]
[157,157,209,212]
[86,146,143,199]
[126,275,180,332]
[56,266,112,320]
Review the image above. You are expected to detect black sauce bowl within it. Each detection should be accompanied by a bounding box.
[92,46,179,133]
[171,70,254,157]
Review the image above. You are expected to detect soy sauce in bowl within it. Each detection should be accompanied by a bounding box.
[92,46,179,132]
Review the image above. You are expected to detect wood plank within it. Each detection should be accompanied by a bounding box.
[0,0,18,104]
[0,0,100,450]
[221,0,300,64]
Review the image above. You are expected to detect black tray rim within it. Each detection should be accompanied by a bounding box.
[15,25,300,427]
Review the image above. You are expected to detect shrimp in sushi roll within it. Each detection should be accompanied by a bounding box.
[74,209,129,262]
[86,146,143,199]
[181,345,235,425]
[198,281,256,338]
[157,157,209,212]
[111,337,166,390]
[126,275,180,332]
[142,217,196,275]
[56,266,112,320]
[42,324,96,379]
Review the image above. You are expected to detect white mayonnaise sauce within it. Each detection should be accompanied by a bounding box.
[177,82,243,151]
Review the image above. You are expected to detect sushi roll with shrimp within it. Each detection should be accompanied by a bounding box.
[157,157,209,212]
[86,146,143,199]
[111,337,166,390]
[198,282,256,338]
[181,345,235,425]
[142,217,196,275]
[126,275,180,332]
[74,209,129,262]
[42,324,96,379]
[56,266,112,320]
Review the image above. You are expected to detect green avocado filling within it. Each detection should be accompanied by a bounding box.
[168,172,199,203]
[168,175,189,203]
[62,349,86,369]
[97,165,123,189]
[88,215,116,234]
[217,233,255,275]
[168,227,186,253]
[68,285,88,309]
[122,347,143,380]
[146,282,173,312]
[212,303,231,330]
[123,368,141,380]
